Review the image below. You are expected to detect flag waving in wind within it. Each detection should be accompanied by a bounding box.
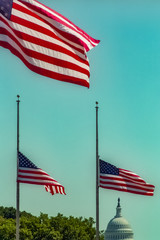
[18,152,66,195]
[99,159,155,196]
[0,0,100,87]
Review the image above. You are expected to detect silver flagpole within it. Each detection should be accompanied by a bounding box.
[16,95,20,240]
[96,101,99,240]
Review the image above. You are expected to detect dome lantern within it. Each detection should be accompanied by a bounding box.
[115,198,122,217]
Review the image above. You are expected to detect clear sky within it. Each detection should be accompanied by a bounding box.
[0,0,160,239]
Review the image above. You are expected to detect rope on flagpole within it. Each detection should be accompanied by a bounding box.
[96,101,99,240]
[16,95,20,240]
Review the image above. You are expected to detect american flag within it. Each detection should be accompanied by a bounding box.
[99,159,155,196]
[0,0,100,87]
[18,152,66,195]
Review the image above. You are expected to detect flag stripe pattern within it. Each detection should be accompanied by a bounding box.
[99,160,155,196]
[0,0,100,87]
[18,152,66,195]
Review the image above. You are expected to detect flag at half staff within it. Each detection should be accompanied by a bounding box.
[0,0,100,87]
[18,152,66,195]
[99,159,155,196]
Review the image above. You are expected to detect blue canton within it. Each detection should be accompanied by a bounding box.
[0,0,13,20]
[100,159,119,175]
[18,152,38,169]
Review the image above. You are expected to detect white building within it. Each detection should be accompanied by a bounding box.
[105,198,134,240]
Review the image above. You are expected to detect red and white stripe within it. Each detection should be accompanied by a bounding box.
[0,0,100,87]
[99,168,155,196]
[18,167,66,195]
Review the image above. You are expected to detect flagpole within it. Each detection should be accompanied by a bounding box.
[96,101,99,240]
[16,95,20,240]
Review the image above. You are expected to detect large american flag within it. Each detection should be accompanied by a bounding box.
[99,159,155,196]
[18,152,66,195]
[0,0,99,87]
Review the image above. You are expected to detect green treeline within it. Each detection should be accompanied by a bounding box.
[0,206,104,240]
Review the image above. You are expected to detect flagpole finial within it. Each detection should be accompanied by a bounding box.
[17,95,20,102]
[95,101,99,108]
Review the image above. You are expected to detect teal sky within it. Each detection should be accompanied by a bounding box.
[0,0,160,239]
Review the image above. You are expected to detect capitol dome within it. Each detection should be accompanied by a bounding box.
[104,198,134,240]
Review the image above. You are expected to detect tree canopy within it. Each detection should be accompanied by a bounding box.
[0,206,104,240]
